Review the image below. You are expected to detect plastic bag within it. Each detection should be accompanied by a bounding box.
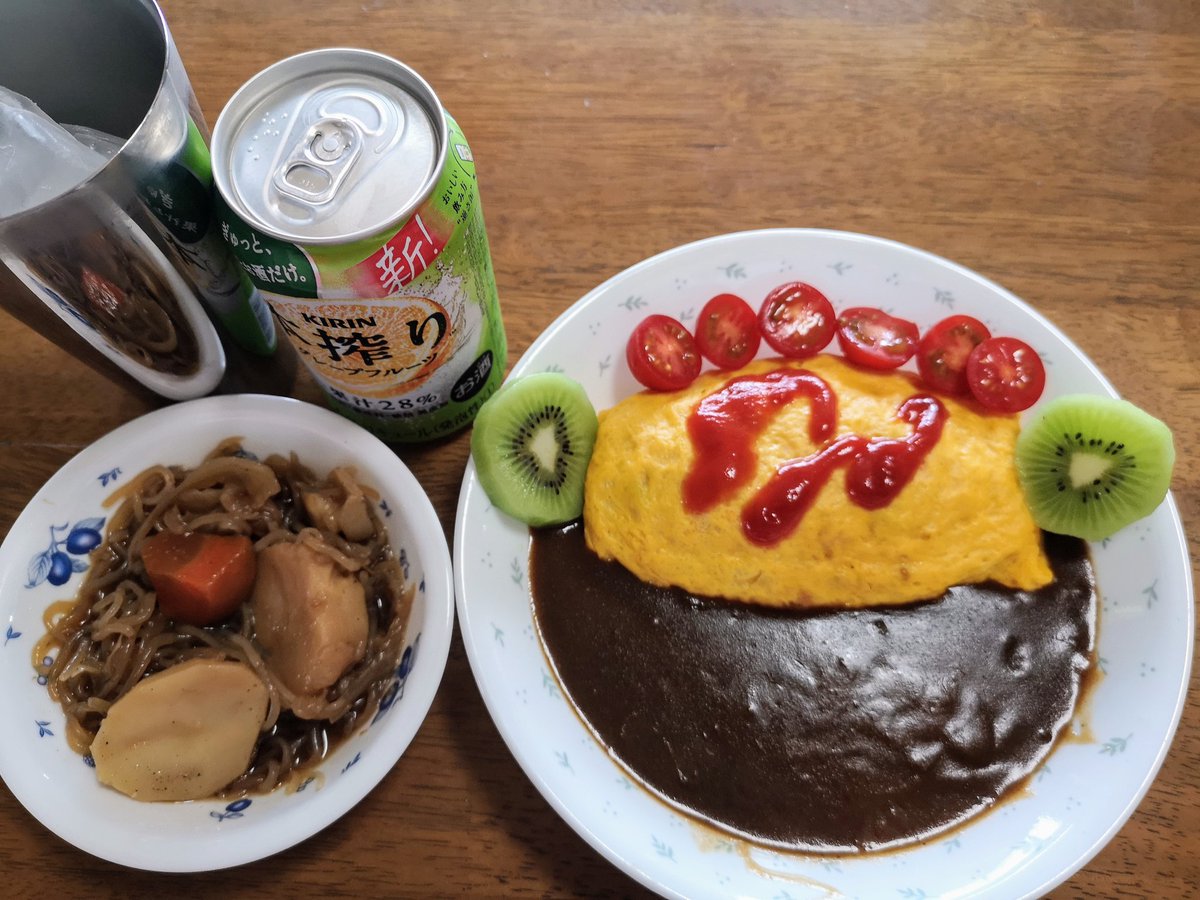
[0,85,117,218]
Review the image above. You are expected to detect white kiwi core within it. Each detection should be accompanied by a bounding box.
[1067,452,1112,489]
[530,423,562,479]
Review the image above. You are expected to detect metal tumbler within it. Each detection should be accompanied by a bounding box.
[0,0,285,401]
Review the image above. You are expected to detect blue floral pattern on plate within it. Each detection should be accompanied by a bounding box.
[211,798,252,822]
[25,517,105,589]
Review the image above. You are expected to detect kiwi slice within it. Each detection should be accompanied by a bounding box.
[470,372,599,527]
[1015,394,1174,541]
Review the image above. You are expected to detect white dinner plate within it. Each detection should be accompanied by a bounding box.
[0,394,455,871]
[453,229,1192,899]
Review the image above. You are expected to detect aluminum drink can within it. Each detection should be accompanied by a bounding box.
[134,113,279,357]
[211,49,506,443]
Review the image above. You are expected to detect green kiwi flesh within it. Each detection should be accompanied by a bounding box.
[1015,394,1174,541]
[470,373,599,527]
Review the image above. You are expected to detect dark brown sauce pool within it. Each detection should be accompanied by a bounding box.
[530,523,1096,852]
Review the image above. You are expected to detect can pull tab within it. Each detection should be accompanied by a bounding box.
[273,117,362,205]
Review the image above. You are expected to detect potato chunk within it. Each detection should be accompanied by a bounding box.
[91,659,268,802]
[251,541,369,703]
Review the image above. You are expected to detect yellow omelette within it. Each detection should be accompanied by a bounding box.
[583,354,1052,608]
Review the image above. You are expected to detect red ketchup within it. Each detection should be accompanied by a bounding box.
[683,370,837,513]
[682,368,948,547]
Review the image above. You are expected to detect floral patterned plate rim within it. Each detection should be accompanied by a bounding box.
[453,229,1192,900]
[0,394,455,872]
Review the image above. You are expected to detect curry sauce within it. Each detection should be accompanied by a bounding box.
[530,524,1096,851]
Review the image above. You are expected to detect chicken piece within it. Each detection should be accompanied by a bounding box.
[333,490,373,542]
[91,659,268,802]
[251,541,369,704]
[300,468,375,542]
[300,491,340,533]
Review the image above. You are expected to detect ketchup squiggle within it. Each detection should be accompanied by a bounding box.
[682,368,948,547]
[683,370,836,514]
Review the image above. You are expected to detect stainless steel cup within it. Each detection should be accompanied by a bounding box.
[0,0,288,400]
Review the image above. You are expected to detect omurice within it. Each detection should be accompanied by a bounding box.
[583,354,1053,608]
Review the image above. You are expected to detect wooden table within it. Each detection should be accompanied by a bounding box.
[1,1,1196,896]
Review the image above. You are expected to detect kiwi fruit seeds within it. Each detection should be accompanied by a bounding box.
[471,373,599,527]
[1016,394,1174,541]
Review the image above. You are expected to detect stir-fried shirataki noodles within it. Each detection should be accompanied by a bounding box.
[34,439,414,801]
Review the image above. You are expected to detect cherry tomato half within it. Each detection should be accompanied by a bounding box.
[757,282,836,359]
[695,293,761,370]
[965,336,1046,413]
[916,314,992,395]
[835,307,920,369]
[626,314,702,391]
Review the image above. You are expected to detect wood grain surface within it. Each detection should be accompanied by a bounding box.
[0,1,1197,897]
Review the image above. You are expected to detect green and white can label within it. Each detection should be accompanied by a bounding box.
[140,116,277,356]
[218,113,505,443]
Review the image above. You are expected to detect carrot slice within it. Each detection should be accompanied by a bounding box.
[141,533,257,626]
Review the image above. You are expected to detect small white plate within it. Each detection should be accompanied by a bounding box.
[453,229,1192,899]
[0,394,455,872]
